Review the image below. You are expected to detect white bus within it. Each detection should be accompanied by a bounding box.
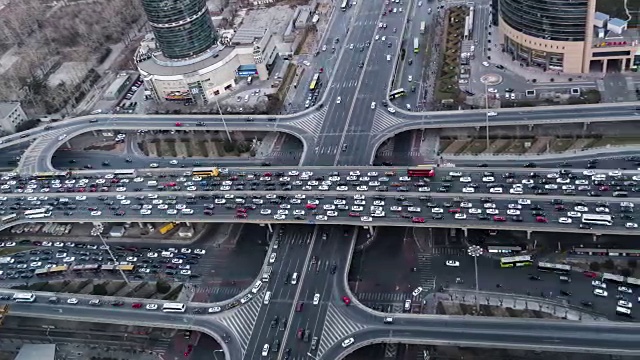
[13,292,36,302]
[581,214,613,226]
[24,207,53,216]
[1,214,18,224]
[26,212,51,219]
[162,303,186,313]
[341,0,348,10]
[114,169,136,178]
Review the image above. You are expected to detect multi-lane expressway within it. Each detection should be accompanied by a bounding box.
[2,192,640,235]
[4,226,640,360]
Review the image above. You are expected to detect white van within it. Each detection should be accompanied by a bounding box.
[291,272,299,285]
[263,291,272,305]
[147,180,157,186]
[386,55,391,61]
[247,76,253,85]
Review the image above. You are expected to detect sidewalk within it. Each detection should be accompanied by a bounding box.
[428,289,606,321]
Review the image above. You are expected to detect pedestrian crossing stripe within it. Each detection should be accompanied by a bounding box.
[216,292,264,356]
[289,107,327,138]
[317,303,366,356]
[371,109,406,134]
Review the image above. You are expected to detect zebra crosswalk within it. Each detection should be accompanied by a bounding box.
[377,150,422,157]
[417,253,436,291]
[194,286,243,297]
[432,247,466,256]
[317,303,366,356]
[356,292,412,302]
[151,337,171,356]
[18,129,68,173]
[371,109,405,134]
[289,107,327,138]
[216,292,264,354]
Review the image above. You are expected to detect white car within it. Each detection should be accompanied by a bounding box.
[387,107,396,113]
[462,187,475,193]
[591,280,606,289]
[489,187,503,193]
[558,217,572,224]
[313,293,320,305]
[445,260,460,267]
[506,209,520,216]
[90,211,102,216]
[593,288,608,297]
[146,304,158,310]
[336,97,342,104]
[454,213,466,220]
[618,300,632,308]
[341,338,355,348]
[150,163,159,168]
[412,287,423,297]
[170,160,178,165]
[67,298,79,305]
[261,344,270,356]
[567,211,581,218]
[618,286,633,294]
[208,306,222,313]
[518,199,531,205]
[371,101,376,109]
[625,223,638,228]
[360,216,372,222]
[269,253,277,263]
[487,111,497,116]
[316,215,328,221]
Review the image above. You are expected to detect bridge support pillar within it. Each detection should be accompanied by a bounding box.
[368,226,374,237]
[527,230,532,240]
[462,228,467,238]
[64,141,71,148]
[184,222,190,227]
[593,234,599,242]
[92,130,98,137]
[528,124,533,131]
[138,222,144,228]
[583,122,589,131]
[267,223,273,233]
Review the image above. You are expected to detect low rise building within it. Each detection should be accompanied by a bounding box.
[0,102,27,134]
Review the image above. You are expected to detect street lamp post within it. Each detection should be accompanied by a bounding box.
[91,225,130,285]
[467,245,483,312]
[213,96,233,142]
[484,83,490,149]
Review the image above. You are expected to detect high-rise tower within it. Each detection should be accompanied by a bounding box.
[141,0,218,60]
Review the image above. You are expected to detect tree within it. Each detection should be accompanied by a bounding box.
[156,280,171,294]
[628,259,637,269]
[589,261,601,272]
[223,141,235,153]
[92,283,108,296]
[603,259,615,270]
[620,268,632,277]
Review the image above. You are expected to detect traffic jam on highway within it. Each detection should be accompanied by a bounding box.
[0,167,638,230]
[0,243,206,282]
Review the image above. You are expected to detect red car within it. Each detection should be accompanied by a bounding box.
[305,203,317,210]
[175,122,183,127]
[412,217,425,223]
[493,216,506,222]
[342,296,351,305]
[236,208,247,213]
[583,271,598,278]
[535,216,548,223]
[131,303,142,309]
[348,212,360,217]
[235,213,248,219]
[448,208,461,213]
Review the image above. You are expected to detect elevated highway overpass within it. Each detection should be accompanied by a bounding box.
[2,102,637,172]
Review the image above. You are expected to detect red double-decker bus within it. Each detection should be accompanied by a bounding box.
[407,166,435,177]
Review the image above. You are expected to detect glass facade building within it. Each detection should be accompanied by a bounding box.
[142,0,218,60]
[499,0,589,42]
